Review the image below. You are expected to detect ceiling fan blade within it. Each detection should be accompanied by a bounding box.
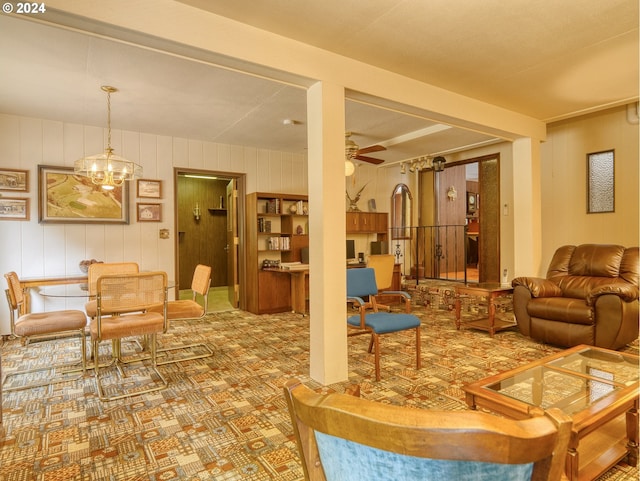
[357,145,386,155]
[355,155,384,165]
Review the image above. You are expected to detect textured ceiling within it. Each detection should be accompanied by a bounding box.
[0,1,636,165]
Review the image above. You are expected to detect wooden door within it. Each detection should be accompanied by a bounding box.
[226,179,239,307]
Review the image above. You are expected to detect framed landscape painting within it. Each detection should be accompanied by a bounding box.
[38,165,129,224]
[0,168,29,192]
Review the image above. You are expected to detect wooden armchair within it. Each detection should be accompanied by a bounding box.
[366,254,404,311]
[347,267,420,381]
[284,379,572,481]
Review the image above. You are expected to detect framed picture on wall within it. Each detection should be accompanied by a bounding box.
[38,165,129,224]
[137,179,162,199]
[587,150,614,213]
[0,198,29,220]
[0,168,29,192]
[137,203,162,222]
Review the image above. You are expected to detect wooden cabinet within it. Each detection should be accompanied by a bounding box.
[246,192,308,314]
[346,212,388,237]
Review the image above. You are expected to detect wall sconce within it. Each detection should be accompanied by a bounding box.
[193,202,201,221]
[447,186,458,201]
[432,156,446,172]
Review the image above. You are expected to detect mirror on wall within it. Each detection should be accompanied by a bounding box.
[391,183,412,239]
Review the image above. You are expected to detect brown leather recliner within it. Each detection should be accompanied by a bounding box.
[512,244,639,349]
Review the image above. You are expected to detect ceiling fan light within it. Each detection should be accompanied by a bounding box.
[345,159,356,176]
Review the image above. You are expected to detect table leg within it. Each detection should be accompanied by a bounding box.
[565,446,579,481]
[487,294,496,337]
[626,402,639,466]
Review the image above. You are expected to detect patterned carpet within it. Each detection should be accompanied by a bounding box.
[0,288,637,481]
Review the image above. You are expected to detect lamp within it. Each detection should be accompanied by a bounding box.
[345,159,356,176]
[345,132,359,177]
[432,156,446,172]
[193,203,201,220]
[74,86,142,191]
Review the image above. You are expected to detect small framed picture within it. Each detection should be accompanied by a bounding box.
[0,197,29,220]
[137,179,162,199]
[137,203,162,222]
[0,168,29,192]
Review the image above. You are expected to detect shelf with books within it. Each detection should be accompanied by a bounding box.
[246,192,309,314]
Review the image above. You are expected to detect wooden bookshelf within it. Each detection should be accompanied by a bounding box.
[246,192,309,314]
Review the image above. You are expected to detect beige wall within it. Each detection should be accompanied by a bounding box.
[540,105,639,268]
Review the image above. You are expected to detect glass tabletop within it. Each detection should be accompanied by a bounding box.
[39,283,90,298]
[39,281,177,298]
[483,346,638,415]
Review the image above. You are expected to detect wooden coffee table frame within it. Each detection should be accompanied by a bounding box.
[454,283,516,337]
[463,345,639,481]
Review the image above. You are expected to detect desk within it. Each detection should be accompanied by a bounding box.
[19,275,88,314]
[265,268,309,315]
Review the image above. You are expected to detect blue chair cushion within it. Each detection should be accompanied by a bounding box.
[316,432,534,481]
[347,312,420,334]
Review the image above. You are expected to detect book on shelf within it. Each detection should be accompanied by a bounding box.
[267,236,289,250]
[280,262,309,270]
[258,218,272,233]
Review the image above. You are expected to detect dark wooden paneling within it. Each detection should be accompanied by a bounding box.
[178,177,229,289]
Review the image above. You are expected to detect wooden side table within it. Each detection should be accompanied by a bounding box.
[454,283,515,337]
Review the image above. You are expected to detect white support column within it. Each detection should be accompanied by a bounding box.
[512,137,543,277]
[307,81,348,384]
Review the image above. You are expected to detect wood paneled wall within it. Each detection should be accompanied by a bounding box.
[177,176,229,289]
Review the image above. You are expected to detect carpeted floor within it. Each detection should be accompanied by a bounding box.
[0,291,637,480]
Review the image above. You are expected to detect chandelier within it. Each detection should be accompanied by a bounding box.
[74,86,142,190]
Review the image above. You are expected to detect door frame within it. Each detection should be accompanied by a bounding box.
[173,168,247,308]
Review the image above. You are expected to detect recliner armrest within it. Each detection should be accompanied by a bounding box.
[586,283,639,306]
[511,277,563,298]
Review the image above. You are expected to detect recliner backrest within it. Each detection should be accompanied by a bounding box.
[546,244,635,300]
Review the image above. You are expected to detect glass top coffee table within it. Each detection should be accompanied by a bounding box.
[463,345,639,481]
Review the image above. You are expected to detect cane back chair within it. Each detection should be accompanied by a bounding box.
[91,271,167,401]
[4,271,87,391]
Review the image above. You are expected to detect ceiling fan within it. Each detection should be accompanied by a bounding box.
[345,132,386,165]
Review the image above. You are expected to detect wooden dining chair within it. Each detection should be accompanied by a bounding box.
[284,379,572,481]
[4,271,87,391]
[91,271,168,401]
[347,267,421,381]
[148,264,214,364]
